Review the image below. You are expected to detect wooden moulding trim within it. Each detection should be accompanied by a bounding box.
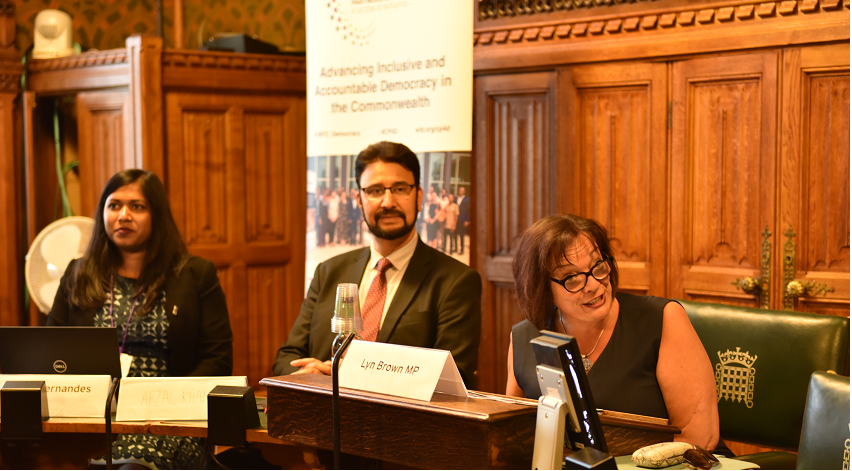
[27,49,128,72]
[473,1,850,48]
[162,49,306,73]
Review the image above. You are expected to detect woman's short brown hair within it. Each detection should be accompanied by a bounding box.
[512,214,619,329]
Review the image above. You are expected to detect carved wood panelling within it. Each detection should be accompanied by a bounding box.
[670,52,777,305]
[492,283,523,396]
[780,43,850,314]
[247,266,290,388]
[166,92,305,386]
[803,74,850,272]
[179,110,229,246]
[245,112,289,243]
[559,62,667,295]
[475,71,556,393]
[76,91,134,218]
[0,91,20,326]
[473,0,849,72]
[689,79,763,269]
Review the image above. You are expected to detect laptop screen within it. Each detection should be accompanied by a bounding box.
[0,327,121,378]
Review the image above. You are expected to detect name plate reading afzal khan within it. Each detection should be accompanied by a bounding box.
[116,376,247,421]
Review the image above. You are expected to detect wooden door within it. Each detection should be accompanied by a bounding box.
[474,71,557,394]
[670,52,778,308]
[76,90,136,217]
[165,92,306,388]
[558,61,668,296]
[778,43,850,316]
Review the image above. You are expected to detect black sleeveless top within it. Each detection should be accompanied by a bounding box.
[512,292,671,419]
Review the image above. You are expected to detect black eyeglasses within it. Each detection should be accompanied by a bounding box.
[550,257,612,293]
[360,184,416,200]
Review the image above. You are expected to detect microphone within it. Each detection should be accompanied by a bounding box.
[332,333,356,470]
[331,283,362,357]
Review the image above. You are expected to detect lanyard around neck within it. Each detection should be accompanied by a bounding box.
[109,274,144,354]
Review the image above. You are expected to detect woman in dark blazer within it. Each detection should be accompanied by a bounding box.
[48,169,232,469]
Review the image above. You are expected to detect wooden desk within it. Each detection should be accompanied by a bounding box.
[262,375,681,469]
[0,413,305,469]
[262,374,536,469]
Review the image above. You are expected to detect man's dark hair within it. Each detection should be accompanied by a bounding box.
[354,141,420,187]
[67,169,188,316]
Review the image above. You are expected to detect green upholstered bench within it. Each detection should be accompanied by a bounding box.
[679,300,849,462]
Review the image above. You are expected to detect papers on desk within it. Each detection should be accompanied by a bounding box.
[614,454,758,470]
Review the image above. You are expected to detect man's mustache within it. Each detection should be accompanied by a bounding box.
[374,210,406,220]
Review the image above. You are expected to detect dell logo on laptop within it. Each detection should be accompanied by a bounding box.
[53,360,68,373]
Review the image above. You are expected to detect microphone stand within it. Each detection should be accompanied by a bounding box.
[332,333,356,470]
[104,377,120,470]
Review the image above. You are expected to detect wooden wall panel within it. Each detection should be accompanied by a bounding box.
[559,62,667,296]
[76,90,134,218]
[0,90,20,326]
[179,110,229,246]
[671,52,777,307]
[780,43,850,316]
[245,113,288,244]
[475,71,556,393]
[166,92,305,388]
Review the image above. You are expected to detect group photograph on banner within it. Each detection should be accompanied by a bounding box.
[304,0,473,288]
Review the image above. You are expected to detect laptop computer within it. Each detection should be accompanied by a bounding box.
[0,326,121,378]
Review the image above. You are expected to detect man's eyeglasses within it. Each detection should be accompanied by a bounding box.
[550,257,612,293]
[361,184,416,201]
[682,447,720,470]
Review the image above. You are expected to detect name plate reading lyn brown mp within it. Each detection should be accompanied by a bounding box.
[116,376,247,421]
[0,374,110,418]
[339,340,467,401]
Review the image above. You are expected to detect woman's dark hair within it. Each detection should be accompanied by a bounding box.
[354,141,420,187]
[67,169,187,315]
[512,214,620,330]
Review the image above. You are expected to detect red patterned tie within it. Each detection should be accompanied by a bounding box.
[361,258,393,342]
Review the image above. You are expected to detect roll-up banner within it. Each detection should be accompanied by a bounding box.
[307,0,472,155]
[306,1,473,286]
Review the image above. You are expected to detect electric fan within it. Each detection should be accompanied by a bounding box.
[25,217,94,313]
[33,9,77,59]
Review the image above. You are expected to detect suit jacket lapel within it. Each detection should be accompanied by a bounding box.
[342,248,371,286]
[376,238,434,343]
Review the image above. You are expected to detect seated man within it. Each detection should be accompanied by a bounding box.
[272,141,482,388]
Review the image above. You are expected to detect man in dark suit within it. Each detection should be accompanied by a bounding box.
[455,186,470,255]
[272,141,482,387]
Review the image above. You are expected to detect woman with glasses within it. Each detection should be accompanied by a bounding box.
[506,214,719,450]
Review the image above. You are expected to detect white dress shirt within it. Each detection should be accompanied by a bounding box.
[358,232,419,330]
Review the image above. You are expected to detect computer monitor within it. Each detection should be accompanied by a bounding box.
[531,329,608,453]
[0,327,121,378]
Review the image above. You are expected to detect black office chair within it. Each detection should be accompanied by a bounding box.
[737,371,851,470]
[680,300,849,468]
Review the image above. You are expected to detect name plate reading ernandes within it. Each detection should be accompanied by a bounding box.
[116,376,247,421]
[0,374,110,418]
[339,340,467,402]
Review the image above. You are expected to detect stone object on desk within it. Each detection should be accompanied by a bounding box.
[631,442,695,468]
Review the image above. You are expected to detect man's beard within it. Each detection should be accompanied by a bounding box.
[364,209,417,241]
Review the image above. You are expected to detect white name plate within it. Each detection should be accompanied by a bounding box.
[0,374,111,418]
[115,376,247,421]
[339,340,467,402]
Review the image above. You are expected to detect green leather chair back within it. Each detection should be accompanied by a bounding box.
[679,300,849,450]
[796,371,850,470]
